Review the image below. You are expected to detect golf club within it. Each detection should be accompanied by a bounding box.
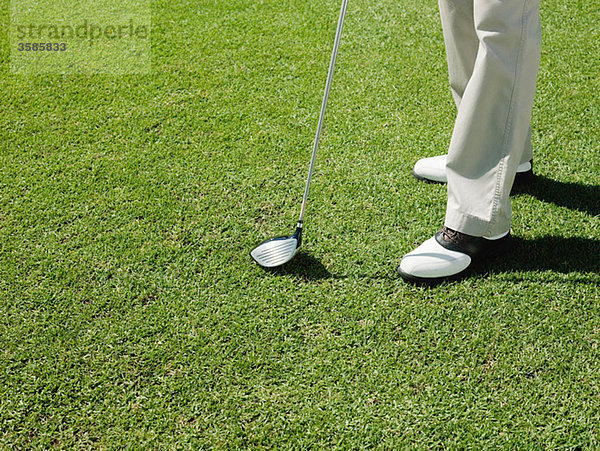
[251,0,349,268]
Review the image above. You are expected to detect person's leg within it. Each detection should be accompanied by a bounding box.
[398,0,541,283]
[413,0,535,186]
[440,0,535,167]
[444,0,541,237]
[438,0,478,109]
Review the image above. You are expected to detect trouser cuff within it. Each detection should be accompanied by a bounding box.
[444,209,510,238]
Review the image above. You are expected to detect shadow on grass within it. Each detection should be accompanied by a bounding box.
[264,236,599,283]
[261,176,599,282]
[259,235,599,282]
[265,251,333,281]
[485,236,600,276]
[513,175,600,216]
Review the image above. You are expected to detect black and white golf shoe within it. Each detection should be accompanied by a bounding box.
[397,226,513,285]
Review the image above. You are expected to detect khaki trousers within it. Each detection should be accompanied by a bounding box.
[440,0,541,237]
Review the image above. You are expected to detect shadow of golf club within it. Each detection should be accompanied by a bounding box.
[513,175,600,217]
[264,251,333,281]
[263,251,397,281]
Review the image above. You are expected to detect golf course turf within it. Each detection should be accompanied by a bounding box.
[1,0,599,447]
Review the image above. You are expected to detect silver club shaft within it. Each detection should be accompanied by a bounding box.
[298,0,349,224]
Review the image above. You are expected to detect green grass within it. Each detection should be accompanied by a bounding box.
[1,0,599,447]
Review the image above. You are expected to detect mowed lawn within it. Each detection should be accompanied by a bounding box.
[1,0,599,447]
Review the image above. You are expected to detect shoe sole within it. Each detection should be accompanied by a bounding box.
[397,265,468,286]
[411,169,445,185]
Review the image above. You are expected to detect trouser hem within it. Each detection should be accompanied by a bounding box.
[444,210,510,238]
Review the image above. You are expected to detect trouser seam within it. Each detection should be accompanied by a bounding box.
[486,0,531,236]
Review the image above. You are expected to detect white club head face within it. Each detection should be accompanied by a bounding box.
[250,236,299,268]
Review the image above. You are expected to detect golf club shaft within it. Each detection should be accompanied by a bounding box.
[298,0,349,225]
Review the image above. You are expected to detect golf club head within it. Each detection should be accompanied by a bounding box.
[251,225,303,268]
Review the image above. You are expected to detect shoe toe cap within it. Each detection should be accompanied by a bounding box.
[413,155,447,183]
[399,237,471,279]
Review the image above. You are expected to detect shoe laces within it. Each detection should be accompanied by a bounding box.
[441,226,461,243]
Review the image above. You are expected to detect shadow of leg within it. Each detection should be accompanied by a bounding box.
[513,175,600,217]
[484,236,600,276]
